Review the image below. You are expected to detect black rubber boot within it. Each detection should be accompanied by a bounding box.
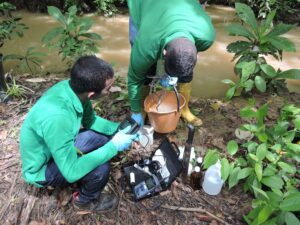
[73,192,118,214]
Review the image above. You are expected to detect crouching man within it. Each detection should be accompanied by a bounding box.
[20,56,138,213]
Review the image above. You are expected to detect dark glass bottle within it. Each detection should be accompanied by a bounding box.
[190,166,201,190]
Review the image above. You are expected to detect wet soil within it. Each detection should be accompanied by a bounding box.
[0,75,299,225]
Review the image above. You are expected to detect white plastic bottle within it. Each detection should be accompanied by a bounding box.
[202,160,224,195]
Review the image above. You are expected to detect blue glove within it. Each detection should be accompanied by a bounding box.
[131,113,144,126]
[160,75,178,87]
[111,126,138,152]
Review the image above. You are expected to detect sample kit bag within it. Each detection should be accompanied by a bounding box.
[123,138,182,201]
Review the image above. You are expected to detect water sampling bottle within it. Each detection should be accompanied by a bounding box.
[202,160,224,195]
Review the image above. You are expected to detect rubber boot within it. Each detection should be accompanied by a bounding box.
[178,82,203,126]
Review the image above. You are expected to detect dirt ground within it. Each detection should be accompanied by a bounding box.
[0,75,299,225]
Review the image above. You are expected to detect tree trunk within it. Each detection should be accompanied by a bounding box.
[0,53,6,93]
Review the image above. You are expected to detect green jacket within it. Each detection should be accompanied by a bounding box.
[127,0,215,112]
[20,80,119,187]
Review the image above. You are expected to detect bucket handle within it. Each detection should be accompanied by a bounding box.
[173,86,180,112]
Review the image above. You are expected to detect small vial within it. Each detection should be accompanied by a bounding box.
[190,166,201,190]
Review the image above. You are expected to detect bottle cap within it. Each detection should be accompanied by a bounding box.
[194,166,200,172]
[196,157,203,164]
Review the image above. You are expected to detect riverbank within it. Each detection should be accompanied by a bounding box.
[1,74,299,224]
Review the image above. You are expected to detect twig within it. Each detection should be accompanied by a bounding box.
[116,190,124,225]
[19,194,37,225]
[161,205,228,225]
[0,173,17,221]
[0,161,18,171]
[0,154,14,160]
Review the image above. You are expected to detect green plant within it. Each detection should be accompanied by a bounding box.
[94,0,124,17]
[222,3,300,99]
[0,2,27,94]
[215,101,300,224]
[3,47,46,74]
[42,6,102,65]
[0,2,28,49]
[240,0,300,21]
[5,77,27,98]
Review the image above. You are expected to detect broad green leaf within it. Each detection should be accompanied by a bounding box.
[78,18,93,32]
[226,24,255,39]
[261,217,278,225]
[256,143,267,161]
[252,186,269,200]
[3,54,23,60]
[226,86,236,100]
[294,117,300,129]
[244,206,262,222]
[266,191,283,208]
[257,205,273,225]
[47,6,66,26]
[243,79,254,92]
[263,165,277,176]
[278,162,296,174]
[242,124,259,132]
[266,23,295,39]
[203,149,219,169]
[285,212,300,225]
[257,104,268,126]
[236,157,248,167]
[261,10,276,34]
[277,69,300,79]
[235,3,258,34]
[280,192,300,212]
[241,61,256,82]
[240,107,256,118]
[286,143,300,152]
[238,167,253,180]
[226,41,252,53]
[249,153,259,162]
[260,64,277,78]
[221,79,235,85]
[269,36,296,52]
[261,176,284,189]
[255,163,263,181]
[257,132,268,143]
[265,151,276,162]
[42,27,64,43]
[255,76,266,92]
[227,140,238,155]
[228,166,241,189]
[221,158,230,181]
[80,32,102,40]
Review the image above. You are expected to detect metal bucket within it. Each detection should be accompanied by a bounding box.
[144,90,186,133]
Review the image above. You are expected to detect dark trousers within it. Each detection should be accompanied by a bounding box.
[40,130,111,204]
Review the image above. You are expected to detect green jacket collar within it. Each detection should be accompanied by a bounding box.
[65,80,83,114]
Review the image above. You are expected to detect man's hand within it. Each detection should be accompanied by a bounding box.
[131,113,144,126]
[111,126,138,152]
[160,75,178,87]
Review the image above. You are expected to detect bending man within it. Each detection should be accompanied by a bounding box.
[128,0,215,126]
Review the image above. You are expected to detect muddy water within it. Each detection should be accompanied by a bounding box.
[2,6,300,98]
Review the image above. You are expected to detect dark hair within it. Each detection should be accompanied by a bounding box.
[164,38,197,83]
[69,55,114,94]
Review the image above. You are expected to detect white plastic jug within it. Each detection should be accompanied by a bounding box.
[202,160,224,195]
[138,125,154,149]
